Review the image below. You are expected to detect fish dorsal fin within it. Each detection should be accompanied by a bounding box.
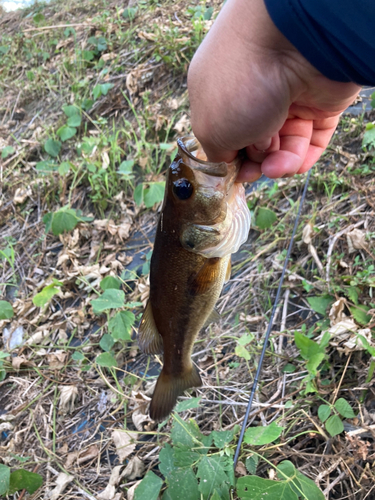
[203,308,221,328]
[188,257,221,296]
[138,301,163,354]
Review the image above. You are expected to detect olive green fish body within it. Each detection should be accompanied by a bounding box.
[138,137,251,421]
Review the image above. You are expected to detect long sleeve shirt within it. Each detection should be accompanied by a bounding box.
[264,0,375,85]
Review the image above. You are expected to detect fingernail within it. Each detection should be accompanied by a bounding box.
[253,138,272,152]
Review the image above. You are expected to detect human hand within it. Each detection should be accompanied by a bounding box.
[188,0,361,182]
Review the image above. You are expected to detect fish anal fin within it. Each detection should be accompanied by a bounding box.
[138,301,163,354]
[188,257,221,295]
[203,308,221,328]
[149,365,202,422]
[225,258,231,282]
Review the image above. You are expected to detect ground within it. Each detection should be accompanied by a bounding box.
[0,0,374,499]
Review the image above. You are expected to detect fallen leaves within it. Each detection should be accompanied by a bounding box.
[59,385,79,414]
[112,430,137,462]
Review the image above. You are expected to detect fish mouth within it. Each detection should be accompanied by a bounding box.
[177,136,240,180]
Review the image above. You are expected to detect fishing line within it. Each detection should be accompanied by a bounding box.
[233,169,312,468]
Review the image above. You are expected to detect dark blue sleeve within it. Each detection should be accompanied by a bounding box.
[264,0,375,85]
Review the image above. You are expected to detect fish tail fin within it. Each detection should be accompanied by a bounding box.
[149,365,202,422]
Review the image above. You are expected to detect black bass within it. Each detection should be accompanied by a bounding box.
[138,136,251,421]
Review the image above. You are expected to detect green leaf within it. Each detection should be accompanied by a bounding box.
[71,351,84,361]
[8,470,43,495]
[0,464,10,496]
[159,444,174,477]
[33,284,61,307]
[294,469,325,500]
[175,397,202,413]
[237,333,254,346]
[282,363,296,373]
[63,105,80,118]
[345,286,359,305]
[210,429,235,448]
[92,289,125,314]
[57,125,77,142]
[197,456,231,500]
[318,404,331,423]
[99,334,115,352]
[118,160,134,178]
[235,344,250,360]
[255,207,277,229]
[357,334,375,356]
[325,414,344,437]
[237,475,297,500]
[108,311,134,341]
[134,184,144,206]
[245,454,259,475]
[173,447,201,467]
[1,146,15,159]
[134,471,163,500]
[58,161,71,175]
[95,352,117,368]
[349,305,372,325]
[122,7,137,19]
[43,212,53,233]
[0,300,14,320]
[307,296,334,315]
[44,138,61,157]
[51,209,78,236]
[334,398,355,418]
[243,421,284,446]
[144,182,165,208]
[203,6,214,19]
[294,332,325,376]
[362,127,375,149]
[100,276,122,290]
[171,414,203,448]
[33,13,45,23]
[67,115,81,127]
[166,468,199,500]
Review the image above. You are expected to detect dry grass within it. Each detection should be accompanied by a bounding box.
[0,0,374,499]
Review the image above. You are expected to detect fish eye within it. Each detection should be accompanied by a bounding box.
[172,179,193,200]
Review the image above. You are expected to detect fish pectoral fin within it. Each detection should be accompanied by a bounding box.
[188,257,221,295]
[149,365,202,422]
[138,301,163,354]
[203,308,221,328]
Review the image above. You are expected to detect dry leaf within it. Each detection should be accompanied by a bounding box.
[173,114,190,134]
[12,356,32,370]
[13,186,32,205]
[65,451,79,469]
[127,480,142,500]
[48,351,68,370]
[302,223,313,244]
[59,385,79,414]
[112,430,137,462]
[48,472,73,500]
[0,422,14,433]
[132,409,152,431]
[347,228,367,252]
[77,444,99,464]
[329,298,347,325]
[98,465,123,500]
[121,457,145,480]
[235,461,247,476]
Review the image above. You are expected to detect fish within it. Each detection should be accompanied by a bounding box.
[138,136,251,421]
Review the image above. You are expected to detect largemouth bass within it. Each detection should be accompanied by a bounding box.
[138,136,251,421]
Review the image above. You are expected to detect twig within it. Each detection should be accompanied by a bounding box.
[331,352,352,405]
[23,23,92,32]
[323,470,347,496]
